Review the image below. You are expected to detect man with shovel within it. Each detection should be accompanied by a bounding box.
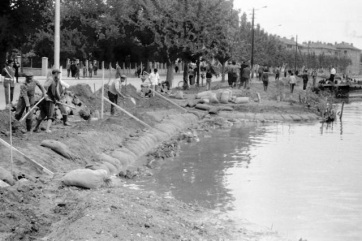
[108,74,132,115]
[33,69,63,133]
[14,72,46,132]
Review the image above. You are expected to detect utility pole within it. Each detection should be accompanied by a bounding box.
[251,8,255,68]
[54,0,60,69]
[294,35,298,72]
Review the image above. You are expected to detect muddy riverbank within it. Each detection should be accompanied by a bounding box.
[0,81,322,240]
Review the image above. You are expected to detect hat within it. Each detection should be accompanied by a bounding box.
[24,72,34,77]
[120,74,127,79]
[52,69,61,74]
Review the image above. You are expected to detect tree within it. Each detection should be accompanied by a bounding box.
[0,0,50,63]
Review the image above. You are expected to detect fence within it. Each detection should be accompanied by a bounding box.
[21,61,184,78]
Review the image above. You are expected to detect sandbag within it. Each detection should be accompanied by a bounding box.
[234,97,249,104]
[111,150,133,167]
[208,93,219,104]
[200,99,210,104]
[41,140,74,159]
[208,107,220,115]
[196,91,213,99]
[220,91,231,104]
[0,180,10,188]
[96,153,121,170]
[86,162,118,175]
[186,100,197,108]
[219,106,233,111]
[195,104,212,111]
[62,169,108,189]
[0,167,15,186]
[175,91,184,99]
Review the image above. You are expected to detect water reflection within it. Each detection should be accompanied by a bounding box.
[137,102,362,241]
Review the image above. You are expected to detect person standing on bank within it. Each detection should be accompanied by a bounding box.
[311,68,317,87]
[93,60,98,76]
[108,74,127,115]
[33,69,62,133]
[288,70,297,93]
[66,59,71,77]
[13,59,20,83]
[88,61,93,78]
[302,69,309,90]
[205,68,213,91]
[330,66,336,83]
[262,67,269,92]
[240,62,251,89]
[14,72,46,132]
[1,60,15,109]
[148,68,160,97]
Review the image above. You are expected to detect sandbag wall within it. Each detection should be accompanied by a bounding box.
[62,113,199,188]
[110,113,198,168]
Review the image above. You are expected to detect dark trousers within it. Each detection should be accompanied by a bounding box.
[108,91,118,115]
[330,74,335,83]
[290,83,295,93]
[303,80,308,90]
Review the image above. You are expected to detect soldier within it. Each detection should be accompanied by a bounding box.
[14,72,46,132]
[1,60,15,109]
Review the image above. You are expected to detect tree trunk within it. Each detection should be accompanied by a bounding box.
[183,61,189,90]
[166,62,175,88]
[0,50,7,67]
[221,61,226,82]
[196,60,200,86]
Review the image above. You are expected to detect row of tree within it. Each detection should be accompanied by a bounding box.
[0,0,353,85]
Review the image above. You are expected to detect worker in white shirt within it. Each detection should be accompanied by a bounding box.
[330,66,336,83]
[108,74,127,115]
[148,68,160,97]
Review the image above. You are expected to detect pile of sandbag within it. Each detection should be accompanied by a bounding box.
[62,169,109,189]
[196,91,219,104]
[195,90,234,104]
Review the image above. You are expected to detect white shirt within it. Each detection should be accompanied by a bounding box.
[109,78,125,95]
[148,72,160,85]
[331,68,336,75]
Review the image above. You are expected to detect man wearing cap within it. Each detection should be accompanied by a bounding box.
[14,72,46,131]
[33,69,62,133]
[108,74,127,115]
[1,60,15,109]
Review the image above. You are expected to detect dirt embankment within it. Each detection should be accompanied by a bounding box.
[0,81,314,240]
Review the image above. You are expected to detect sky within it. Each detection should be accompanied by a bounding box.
[233,0,362,49]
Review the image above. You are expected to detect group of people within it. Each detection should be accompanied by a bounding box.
[66,59,99,79]
[2,59,72,133]
[227,60,261,90]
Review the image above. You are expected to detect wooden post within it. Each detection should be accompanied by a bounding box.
[104,97,153,129]
[8,87,13,177]
[340,102,344,120]
[101,61,104,119]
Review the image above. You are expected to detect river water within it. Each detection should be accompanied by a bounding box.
[136,101,362,241]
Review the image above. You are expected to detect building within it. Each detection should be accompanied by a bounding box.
[335,42,361,75]
[303,42,338,56]
[278,37,362,75]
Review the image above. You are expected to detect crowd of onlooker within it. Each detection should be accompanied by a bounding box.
[65,59,99,79]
